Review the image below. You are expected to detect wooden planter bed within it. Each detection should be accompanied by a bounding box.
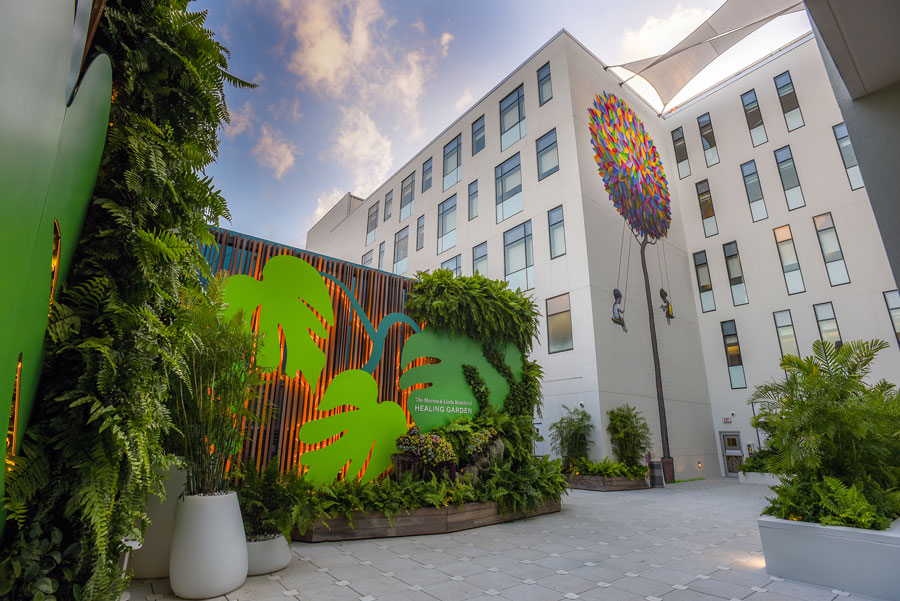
[292,499,561,543]
[565,474,649,491]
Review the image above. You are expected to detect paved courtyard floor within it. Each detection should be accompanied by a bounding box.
[126,479,887,601]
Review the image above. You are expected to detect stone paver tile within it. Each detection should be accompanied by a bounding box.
[279,568,336,590]
[392,566,449,587]
[537,573,596,594]
[348,575,412,597]
[661,589,729,601]
[437,559,489,578]
[743,593,831,601]
[126,581,154,600]
[473,554,523,570]
[504,562,557,581]
[150,579,174,595]
[324,564,384,582]
[464,570,523,591]
[504,547,548,561]
[286,583,360,601]
[500,583,568,601]
[765,580,842,601]
[414,550,459,566]
[368,556,422,573]
[579,586,648,601]
[569,565,627,584]
[686,576,756,600]
[534,555,590,572]
[224,576,287,599]
[639,566,698,586]
[423,578,486,601]
[611,575,675,597]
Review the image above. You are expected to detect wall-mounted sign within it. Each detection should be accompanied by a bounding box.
[722,416,732,423]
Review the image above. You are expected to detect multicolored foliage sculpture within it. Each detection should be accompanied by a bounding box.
[588,92,671,239]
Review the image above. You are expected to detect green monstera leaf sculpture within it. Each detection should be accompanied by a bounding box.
[223,255,335,386]
[399,330,523,431]
[298,370,408,485]
[1,0,112,506]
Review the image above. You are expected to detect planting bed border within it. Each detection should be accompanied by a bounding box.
[293,499,561,543]
[565,474,649,491]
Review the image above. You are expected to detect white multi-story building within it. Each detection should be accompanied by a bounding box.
[307,29,899,479]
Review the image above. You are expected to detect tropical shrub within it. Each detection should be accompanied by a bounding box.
[738,447,776,473]
[0,3,250,598]
[237,461,298,541]
[395,428,456,466]
[751,340,900,529]
[569,457,648,479]
[549,405,593,467]
[606,405,652,467]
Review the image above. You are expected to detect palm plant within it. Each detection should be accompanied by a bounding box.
[549,405,593,468]
[750,339,900,528]
[606,405,652,467]
[172,276,263,495]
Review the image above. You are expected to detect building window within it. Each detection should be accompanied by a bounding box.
[473,241,487,275]
[740,161,768,222]
[416,215,424,251]
[697,112,720,167]
[472,115,485,155]
[773,310,800,358]
[814,212,850,286]
[546,293,573,353]
[443,134,462,191]
[833,123,864,190]
[378,241,386,270]
[774,225,805,294]
[814,302,842,348]
[401,172,415,221]
[384,190,393,221]
[548,205,566,259]
[775,71,804,131]
[723,241,748,306]
[468,180,478,220]
[422,157,432,192]
[775,145,805,210]
[366,203,378,245]
[741,89,768,147]
[536,129,559,180]
[361,250,373,267]
[884,290,900,344]
[721,320,747,389]
[441,254,461,277]
[495,153,523,223]
[504,220,533,291]
[671,127,690,179]
[437,195,457,254]
[500,84,526,150]
[693,251,716,312]
[538,62,552,105]
[696,179,718,237]
[393,226,409,275]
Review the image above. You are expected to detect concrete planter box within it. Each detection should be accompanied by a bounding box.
[759,515,900,600]
[738,471,781,486]
[566,474,649,491]
[293,498,561,543]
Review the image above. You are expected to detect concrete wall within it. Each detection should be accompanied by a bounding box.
[665,36,900,476]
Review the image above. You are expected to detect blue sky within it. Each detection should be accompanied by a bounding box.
[195,0,811,248]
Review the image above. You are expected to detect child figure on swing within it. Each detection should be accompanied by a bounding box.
[659,288,674,324]
[611,288,627,332]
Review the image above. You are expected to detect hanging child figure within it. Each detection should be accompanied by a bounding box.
[659,288,674,325]
[611,288,627,332]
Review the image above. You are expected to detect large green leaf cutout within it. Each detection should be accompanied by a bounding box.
[223,255,334,387]
[399,330,523,431]
[298,370,408,485]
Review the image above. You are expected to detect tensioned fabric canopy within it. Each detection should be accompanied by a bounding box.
[616,0,804,108]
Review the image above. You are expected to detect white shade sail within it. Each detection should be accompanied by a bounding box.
[617,0,804,107]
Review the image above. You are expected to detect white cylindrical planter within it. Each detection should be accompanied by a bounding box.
[131,466,185,579]
[247,535,292,576]
[169,492,247,599]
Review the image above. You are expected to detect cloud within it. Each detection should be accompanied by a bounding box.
[455,88,475,113]
[253,124,298,180]
[618,4,712,63]
[390,51,427,139]
[313,187,345,222]
[269,98,303,122]
[411,18,425,34]
[224,101,254,139]
[440,32,454,57]
[329,108,393,197]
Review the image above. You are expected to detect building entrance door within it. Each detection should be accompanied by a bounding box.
[721,432,743,476]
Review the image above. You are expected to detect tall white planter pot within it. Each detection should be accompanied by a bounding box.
[169,492,247,599]
[247,535,292,576]
[131,465,185,579]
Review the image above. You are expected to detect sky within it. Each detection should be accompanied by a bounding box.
[195,0,812,249]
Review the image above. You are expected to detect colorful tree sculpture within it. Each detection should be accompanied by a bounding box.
[588,92,674,478]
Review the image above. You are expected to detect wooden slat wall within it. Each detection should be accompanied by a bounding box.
[205,229,418,477]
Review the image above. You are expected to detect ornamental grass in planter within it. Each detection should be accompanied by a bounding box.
[168,278,263,599]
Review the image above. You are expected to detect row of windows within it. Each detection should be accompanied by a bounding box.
[692,124,860,239]
[721,291,900,389]
[692,211,849,312]
[364,206,568,284]
[364,62,555,247]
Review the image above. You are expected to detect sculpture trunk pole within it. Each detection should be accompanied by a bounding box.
[640,236,673,481]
